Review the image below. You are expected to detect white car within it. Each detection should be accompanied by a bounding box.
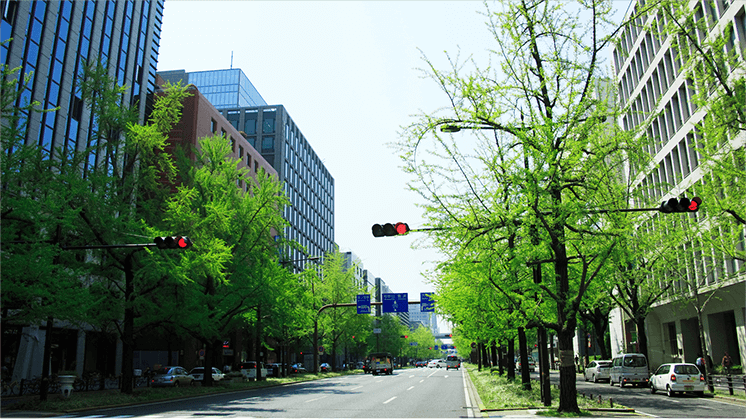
[584,360,612,383]
[189,367,225,382]
[650,363,705,397]
[427,359,445,368]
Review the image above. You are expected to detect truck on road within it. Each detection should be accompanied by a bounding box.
[368,352,394,375]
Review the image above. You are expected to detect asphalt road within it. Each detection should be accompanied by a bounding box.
[60,367,471,418]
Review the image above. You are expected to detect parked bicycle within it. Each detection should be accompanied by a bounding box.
[1,379,19,396]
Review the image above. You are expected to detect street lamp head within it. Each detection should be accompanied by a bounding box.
[440,125,462,133]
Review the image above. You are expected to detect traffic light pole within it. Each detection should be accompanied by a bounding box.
[317,300,422,315]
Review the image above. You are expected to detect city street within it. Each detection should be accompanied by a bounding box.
[55,368,470,418]
[552,371,745,418]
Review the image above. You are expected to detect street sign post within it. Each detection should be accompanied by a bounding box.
[356,294,371,314]
[382,293,408,313]
[420,292,435,312]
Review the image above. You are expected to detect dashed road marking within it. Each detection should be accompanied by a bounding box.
[383,396,397,404]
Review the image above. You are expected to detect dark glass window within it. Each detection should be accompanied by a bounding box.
[244,118,256,134]
[263,117,274,133]
[262,136,274,151]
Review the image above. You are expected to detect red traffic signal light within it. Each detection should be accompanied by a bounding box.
[372,222,410,237]
[400,335,408,338]
[154,236,193,249]
[659,197,702,213]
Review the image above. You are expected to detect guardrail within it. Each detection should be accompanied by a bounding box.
[709,374,746,396]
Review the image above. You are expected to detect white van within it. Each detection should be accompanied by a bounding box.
[609,353,650,387]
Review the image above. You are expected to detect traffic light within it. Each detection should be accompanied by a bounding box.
[400,335,408,338]
[154,236,193,249]
[371,222,410,237]
[659,197,702,213]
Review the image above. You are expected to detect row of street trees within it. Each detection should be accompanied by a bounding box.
[395,0,744,413]
[0,59,411,399]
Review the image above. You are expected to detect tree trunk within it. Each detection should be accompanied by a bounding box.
[497,345,504,376]
[557,329,579,413]
[518,327,531,390]
[696,308,714,392]
[507,338,516,380]
[256,306,263,381]
[538,326,551,406]
[120,253,135,394]
[39,316,53,401]
[491,342,498,368]
[635,316,648,359]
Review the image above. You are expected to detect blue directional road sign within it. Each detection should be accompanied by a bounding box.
[357,294,371,315]
[420,292,435,312]
[382,293,408,313]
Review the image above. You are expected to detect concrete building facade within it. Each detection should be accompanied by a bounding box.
[609,0,746,370]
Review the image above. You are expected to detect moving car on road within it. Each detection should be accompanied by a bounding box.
[446,355,461,370]
[610,353,649,388]
[427,359,445,368]
[650,363,705,397]
[584,360,612,383]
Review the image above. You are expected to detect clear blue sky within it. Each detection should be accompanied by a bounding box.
[157,1,630,333]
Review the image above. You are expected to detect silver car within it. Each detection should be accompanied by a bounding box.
[150,366,194,387]
[584,360,612,383]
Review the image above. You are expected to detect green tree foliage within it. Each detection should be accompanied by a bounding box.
[396,0,643,412]
[151,133,290,385]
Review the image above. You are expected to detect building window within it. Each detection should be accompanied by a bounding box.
[262,136,274,152]
[211,118,217,133]
[263,117,275,133]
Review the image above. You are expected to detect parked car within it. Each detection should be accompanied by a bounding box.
[427,359,445,368]
[265,363,281,377]
[650,363,705,397]
[446,355,461,370]
[516,356,536,372]
[290,363,307,374]
[150,366,194,387]
[319,363,331,373]
[584,360,612,383]
[240,361,268,380]
[610,353,649,387]
[189,367,225,382]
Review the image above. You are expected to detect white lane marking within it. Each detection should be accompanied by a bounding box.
[407,386,415,391]
[445,375,449,378]
[420,379,425,383]
[383,396,397,404]
[350,385,363,390]
[305,395,328,403]
[409,375,415,378]
[635,409,659,417]
[462,368,475,418]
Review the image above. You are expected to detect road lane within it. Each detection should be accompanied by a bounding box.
[66,368,470,418]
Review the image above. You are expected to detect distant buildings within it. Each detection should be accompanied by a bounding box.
[608,0,745,369]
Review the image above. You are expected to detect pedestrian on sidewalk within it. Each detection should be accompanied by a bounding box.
[721,352,732,375]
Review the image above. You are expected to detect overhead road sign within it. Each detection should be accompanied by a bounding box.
[382,293,408,313]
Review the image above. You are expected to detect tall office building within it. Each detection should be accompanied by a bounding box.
[2,0,164,159]
[1,0,165,380]
[408,304,438,335]
[609,0,745,368]
[160,68,335,271]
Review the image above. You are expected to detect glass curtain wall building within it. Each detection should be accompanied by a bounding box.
[609,0,745,369]
[2,0,164,162]
[1,0,165,381]
[159,68,335,272]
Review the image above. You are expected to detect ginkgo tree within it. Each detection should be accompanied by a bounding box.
[396,0,650,412]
